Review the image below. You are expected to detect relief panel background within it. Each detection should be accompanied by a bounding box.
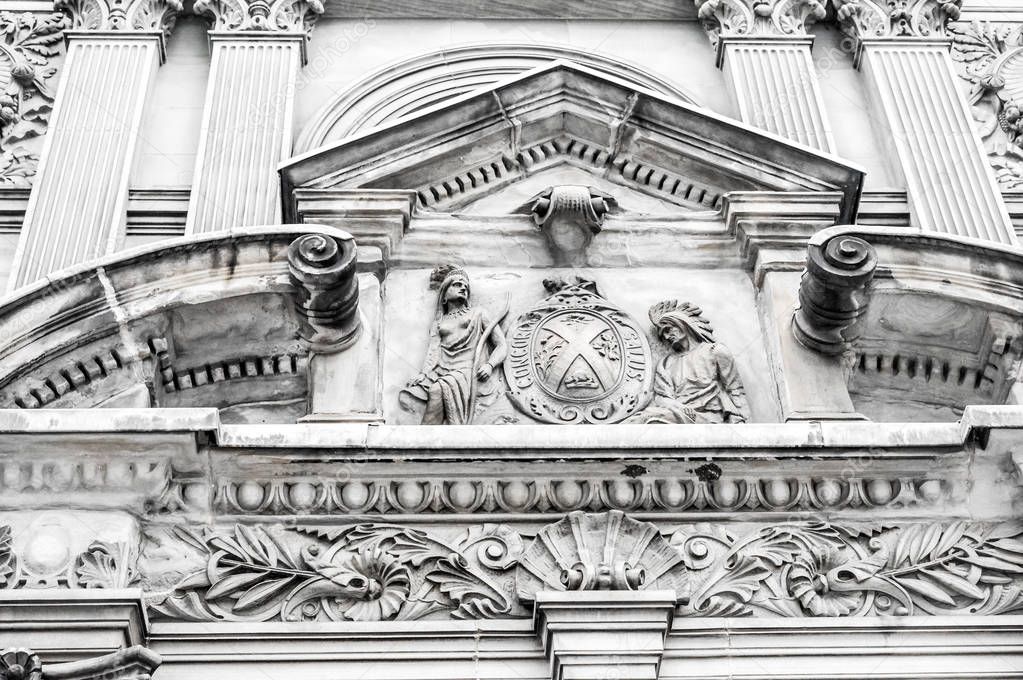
[383,266,779,425]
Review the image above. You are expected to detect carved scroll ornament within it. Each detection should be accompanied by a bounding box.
[287,232,361,352]
[695,0,826,46]
[529,185,614,266]
[833,0,962,40]
[0,648,160,680]
[57,0,182,36]
[193,0,323,33]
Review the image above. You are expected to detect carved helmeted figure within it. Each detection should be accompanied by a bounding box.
[626,300,748,424]
[402,266,508,425]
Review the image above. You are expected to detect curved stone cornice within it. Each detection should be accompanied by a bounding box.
[194,0,324,34]
[694,0,826,46]
[833,0,962,40]
[57,0,182,36]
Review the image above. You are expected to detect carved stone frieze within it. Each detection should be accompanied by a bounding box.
[504,278,652,424]
[147,523,525,622]
[0,12,66,187]
[8,513,1023,621]
[695,0,826,46]
[57,0,183,36]
[0,524,139,590]
[529,186,615,266]
[193,0,324,33]
[833,0,963,40]
[950,21,1023,191]
[401,266,508,425]
[211,475,949,516]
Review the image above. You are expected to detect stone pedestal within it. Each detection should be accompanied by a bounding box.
[7,33,163,290]
[720,36,835,152]
[185,34,304,233]
[533,591,676,680]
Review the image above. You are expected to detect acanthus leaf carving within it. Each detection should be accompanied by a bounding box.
[950,21,1023,191]
[193,0,324,34]
[0,11,67,186]
[148,522,524,622]
[57,0,183,37]
[833,0,963,41]
[695,0,826,46]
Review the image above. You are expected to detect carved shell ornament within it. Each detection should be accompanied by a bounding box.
[515,510,687,602]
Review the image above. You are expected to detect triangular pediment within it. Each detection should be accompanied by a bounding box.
[280,61,864,221]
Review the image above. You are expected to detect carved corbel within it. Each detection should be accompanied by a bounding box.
[529,185,615,266]
[57,0,183,38]
[793,231,877,356]
[288,231,361,353]
[1,647,160,680]
[833,0,962,41]
[193,0,324,34]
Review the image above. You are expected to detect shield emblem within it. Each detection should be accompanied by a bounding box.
[505,279,653,424]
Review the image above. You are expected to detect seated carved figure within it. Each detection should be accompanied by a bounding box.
[626,300,748,424]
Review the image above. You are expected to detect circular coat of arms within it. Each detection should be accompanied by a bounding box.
[504,279,653,424]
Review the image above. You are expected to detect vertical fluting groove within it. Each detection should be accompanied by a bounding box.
[15,40,157,288]
[724,43,831,152]
[864,44,1013,245]
[189,40,297,233]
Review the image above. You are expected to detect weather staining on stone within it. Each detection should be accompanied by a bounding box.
[625,300,749,424]
[401,265,508,425]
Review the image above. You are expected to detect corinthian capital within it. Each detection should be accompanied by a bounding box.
[194,0,324,33]
[695,0,826,47]
[833,0,962,40]
[57,0,182,36]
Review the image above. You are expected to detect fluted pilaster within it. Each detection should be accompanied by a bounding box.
[185,0,322,233]
[835,0,1016,245]
[6,0,180,291]
[695,0,834,152]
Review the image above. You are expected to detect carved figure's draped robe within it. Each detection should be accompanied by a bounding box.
[419,309,487,425]
[628,342,748,424]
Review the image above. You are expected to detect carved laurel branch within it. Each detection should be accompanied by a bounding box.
[0,11,67,186]
[950,21,1023,191]
[147,523,524,622]
[212,475,948,516]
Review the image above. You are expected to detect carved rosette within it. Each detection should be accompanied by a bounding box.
[193,0,324,34]
[793,232,877,356]
[0,649,41,680]
[57,0,183,37]
[0,12,67,186]
[287,231,361,353]
[950,22,1023,190]
[833,0,963,40]
[694,0,826,47]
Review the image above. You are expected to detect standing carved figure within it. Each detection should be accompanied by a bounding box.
[625,300,748,424]
[402,266,508,424]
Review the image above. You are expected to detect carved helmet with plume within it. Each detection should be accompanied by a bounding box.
[648,300,715,344]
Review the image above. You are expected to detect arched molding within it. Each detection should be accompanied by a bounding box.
[295,43,699,154]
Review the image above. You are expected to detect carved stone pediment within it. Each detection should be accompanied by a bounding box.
[280,61,864,222]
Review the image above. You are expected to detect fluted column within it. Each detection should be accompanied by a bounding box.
[185,0,323,234]
[6,0,181,292]
[835,0,1016,245]
[695,0,835,152]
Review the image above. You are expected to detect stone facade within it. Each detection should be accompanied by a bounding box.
[1,1,1023,678]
